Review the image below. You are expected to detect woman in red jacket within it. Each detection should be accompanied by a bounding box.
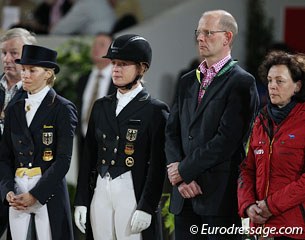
[238,51,305,239]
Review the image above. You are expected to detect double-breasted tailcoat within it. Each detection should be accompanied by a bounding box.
[74,88,169,240]
[76,71,116,164]
[0,74,27,237]
[0,88,77,240]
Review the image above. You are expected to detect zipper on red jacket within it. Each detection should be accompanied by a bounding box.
[261,137,274,236]
[265,138,273,197]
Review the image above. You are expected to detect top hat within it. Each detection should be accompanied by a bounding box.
[15,45,60,74]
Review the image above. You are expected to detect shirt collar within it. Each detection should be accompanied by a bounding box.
[0,75,22,91]
[27,86,50,102]
[16,81,22,90]
[116,84,143,101]
[199,54,231,75]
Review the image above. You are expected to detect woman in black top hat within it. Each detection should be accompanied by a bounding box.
[0,45,77,240]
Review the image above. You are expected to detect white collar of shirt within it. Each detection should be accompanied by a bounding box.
[27,85,50,103]
[116,84,143,116]
[0,76,22,91]
[25,86,50,126]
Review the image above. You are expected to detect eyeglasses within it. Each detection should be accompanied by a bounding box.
[195,29,227,38]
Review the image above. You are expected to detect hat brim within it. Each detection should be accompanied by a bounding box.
[102,54,111,59]
[15,59,60,74]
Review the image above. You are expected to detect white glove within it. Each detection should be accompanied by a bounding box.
[131,210,152,233]
[74,206,87,234]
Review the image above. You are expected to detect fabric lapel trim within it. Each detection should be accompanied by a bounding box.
[29,88,57,130]
[116,89,150,123]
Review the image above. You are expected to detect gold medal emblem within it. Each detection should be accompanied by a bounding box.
[125,157,134,167]
[43,149,53,161]
[124,143,134,155]
[126,129,138,142]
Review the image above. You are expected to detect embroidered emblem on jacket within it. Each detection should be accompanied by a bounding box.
[126,129,138,142]
[42,132,53,145]
[254,149,264,155]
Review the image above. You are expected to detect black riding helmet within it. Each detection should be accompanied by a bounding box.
[103,34,152,68]
[103,34,152,90]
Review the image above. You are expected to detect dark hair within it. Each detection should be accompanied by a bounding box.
[258,51,305,102]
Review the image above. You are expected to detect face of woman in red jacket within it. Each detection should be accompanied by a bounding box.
[267,64,302,108]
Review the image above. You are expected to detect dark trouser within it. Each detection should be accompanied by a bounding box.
[174,199,242,240]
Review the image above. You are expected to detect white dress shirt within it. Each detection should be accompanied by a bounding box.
[25,86,50,126]
[116,84,143,116]
[81,65,112,135]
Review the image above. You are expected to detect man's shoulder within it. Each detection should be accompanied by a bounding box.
[231,64,255,79]
[149,97,170,111]
[181,69,197,80]
[177,69,197,87]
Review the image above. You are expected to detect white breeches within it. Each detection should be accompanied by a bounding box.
[9,175,52,240]
[90,171,142,240]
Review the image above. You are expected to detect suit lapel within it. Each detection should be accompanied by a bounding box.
[116,89,150,123]
[103,93,119,135]
[29,88,57,130]
[13,100,32,141]
[103,89,150,134]
[190,72,229,126]
[186,80,200,120]
[8,88,27,108]
[190,60,237,125]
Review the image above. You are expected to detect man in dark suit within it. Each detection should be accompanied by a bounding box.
[166,10,259,240]
[76,32,116,167]
[0,27,36,239]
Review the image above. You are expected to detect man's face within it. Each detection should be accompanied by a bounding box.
[196,15,227,60]
[0,37,24,80]
[91,35,112,65]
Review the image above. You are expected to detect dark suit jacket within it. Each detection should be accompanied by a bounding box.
[165,60,259,216]
[0,75,27,238]
[74,88,169,240]
[0,88,78,240]
[0,77,27,140]
[76,71,116,163]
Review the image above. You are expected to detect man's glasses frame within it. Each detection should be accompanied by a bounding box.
[195,29,227,38]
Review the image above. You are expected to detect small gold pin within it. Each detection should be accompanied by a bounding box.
[25,104,31,112]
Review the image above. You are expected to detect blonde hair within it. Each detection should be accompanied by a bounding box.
[45,68,56,86]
